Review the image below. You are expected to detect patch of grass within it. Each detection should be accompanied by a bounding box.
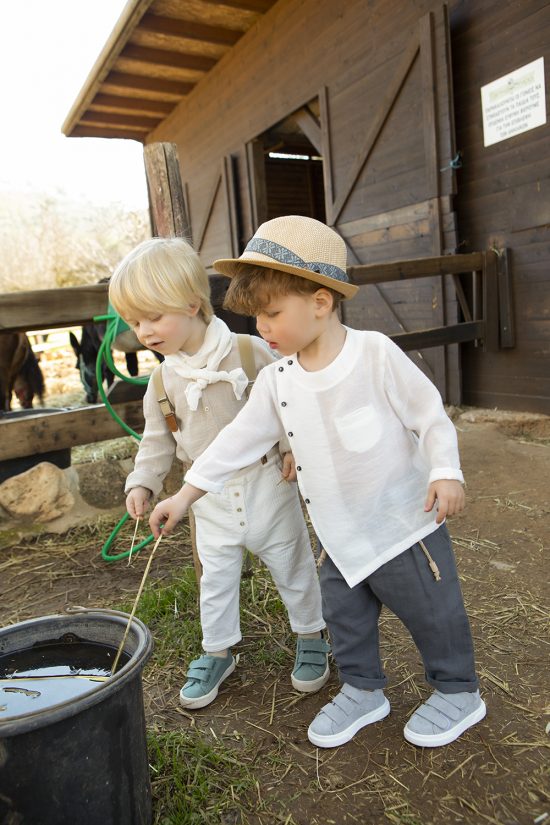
[148,729,261,825]
[118,566,203,666]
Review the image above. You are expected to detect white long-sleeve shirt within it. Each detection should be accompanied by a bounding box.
[186,328,464,587]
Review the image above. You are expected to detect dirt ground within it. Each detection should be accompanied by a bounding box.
[1,344,549,824]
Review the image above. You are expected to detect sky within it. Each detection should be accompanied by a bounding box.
[0,1,149,209]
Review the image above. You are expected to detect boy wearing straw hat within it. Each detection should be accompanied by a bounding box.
[149,217,486,749]
[109,237,329,710]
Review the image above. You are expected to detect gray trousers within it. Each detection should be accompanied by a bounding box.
[319,525,479,694]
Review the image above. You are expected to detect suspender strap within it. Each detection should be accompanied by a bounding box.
[151,364,178,433]
[152,335,257,433]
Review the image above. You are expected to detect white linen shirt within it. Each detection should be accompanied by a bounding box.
[186,328,464,587]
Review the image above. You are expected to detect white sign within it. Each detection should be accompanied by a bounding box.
[481,58,546,147]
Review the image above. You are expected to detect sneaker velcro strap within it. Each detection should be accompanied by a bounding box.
[185,656,217,685]
[426,693,462,721]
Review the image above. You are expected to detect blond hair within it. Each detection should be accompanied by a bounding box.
[109,237,213,324]
[223,266,343,316]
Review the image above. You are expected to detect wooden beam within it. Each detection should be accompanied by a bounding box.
[0,402,144,462]
[139,13,241,46]
[81,111,162,129]
[348,252,484,285]
[246,139,268,230]
[497,248,515,348]
[122,44,216,72]
[391,321,484,351]
[91,94,175,115]
[105,71,195,96]
[482,250,500,353]
[291,108,323,154]
[200,0,275,12]
[0,285,109,333]
[70,125,148,141]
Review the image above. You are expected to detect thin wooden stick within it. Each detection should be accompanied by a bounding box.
[111,533,163,675]
[127,517,140,566]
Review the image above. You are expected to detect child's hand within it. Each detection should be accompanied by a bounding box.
[281,452,297,482]
[425,480,465,524]
[126,487,151,519]
[149,483,206,538]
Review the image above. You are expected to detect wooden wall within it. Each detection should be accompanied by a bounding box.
[148,0,550,413]
[450,0,550,413]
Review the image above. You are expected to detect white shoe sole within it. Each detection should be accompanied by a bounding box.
[308,696,390,748]
[291,663,330,693]
[179,659,236,709]
[403,698,487,747]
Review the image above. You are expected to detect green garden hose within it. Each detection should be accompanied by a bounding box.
[94,310,155,561]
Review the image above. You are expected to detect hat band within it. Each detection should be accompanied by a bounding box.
[245,237,349,283]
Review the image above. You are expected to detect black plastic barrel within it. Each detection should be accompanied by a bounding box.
[0,610,153,825]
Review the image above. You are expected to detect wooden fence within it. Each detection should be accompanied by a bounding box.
[0,248,513,463]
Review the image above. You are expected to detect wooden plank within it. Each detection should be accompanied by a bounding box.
[105,71,194,96]
[329,37,420,224]
[482,251,500,353]
[0,285,109,333]
[419,12,439,201]
[223,155,241,256]
[497,248,515,348]
[91,94,175,115]
[122,44,216,73]
[71,125,148,141]
[246,139,268,230]
[0,402,145,462]
[194,171,222,252]
[139,13,242,47]
[144,142,191,237]
[319,86,335,213]
[391,321,484,351]
[291,108,323,154]
[348,252,484,285]
[81,111,162,129]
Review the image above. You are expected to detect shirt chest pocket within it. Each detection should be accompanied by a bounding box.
[334,405,382,453]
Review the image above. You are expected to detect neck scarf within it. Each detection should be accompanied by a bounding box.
[164,316,248,411]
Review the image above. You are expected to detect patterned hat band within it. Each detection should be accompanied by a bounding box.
[245,237,350,284]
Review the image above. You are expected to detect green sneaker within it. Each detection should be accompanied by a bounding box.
[291,637,330,693]
[179,653,235,709]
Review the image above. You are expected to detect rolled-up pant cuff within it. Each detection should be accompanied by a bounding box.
[427,676,479,694]
[338,671,388,691]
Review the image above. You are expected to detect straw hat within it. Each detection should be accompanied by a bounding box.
[214,215,358,299]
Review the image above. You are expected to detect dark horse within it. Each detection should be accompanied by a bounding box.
[69,323,139,405]
[0,333,45,411]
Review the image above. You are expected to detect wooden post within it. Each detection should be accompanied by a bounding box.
[143,142,192,240]
[143,142,202,583]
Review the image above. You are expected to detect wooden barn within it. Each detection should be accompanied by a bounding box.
[63,0,550,414]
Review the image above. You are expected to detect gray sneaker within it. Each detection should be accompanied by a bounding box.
[307,683,390,748]
[404,689,486,747]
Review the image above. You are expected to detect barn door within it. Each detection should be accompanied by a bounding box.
[320,6,460,403]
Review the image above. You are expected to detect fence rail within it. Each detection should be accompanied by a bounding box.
[0,249,513,463]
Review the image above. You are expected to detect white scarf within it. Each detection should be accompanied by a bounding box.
[164,317,248,411]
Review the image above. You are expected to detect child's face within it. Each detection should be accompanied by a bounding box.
[130,310,202,355]
[256,293,320,356]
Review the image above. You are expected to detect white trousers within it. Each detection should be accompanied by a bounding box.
[191,451,325,651]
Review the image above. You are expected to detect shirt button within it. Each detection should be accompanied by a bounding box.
[287,360,293,365]
[296,466,302,471]
[240,521,245,526]
[278,366,284,372]
[234,492,240,497]
[288,431,293,437]
[304,498,310,504]
[204,406,210,412]
[281,401,287,407]
[237,507,242,512]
